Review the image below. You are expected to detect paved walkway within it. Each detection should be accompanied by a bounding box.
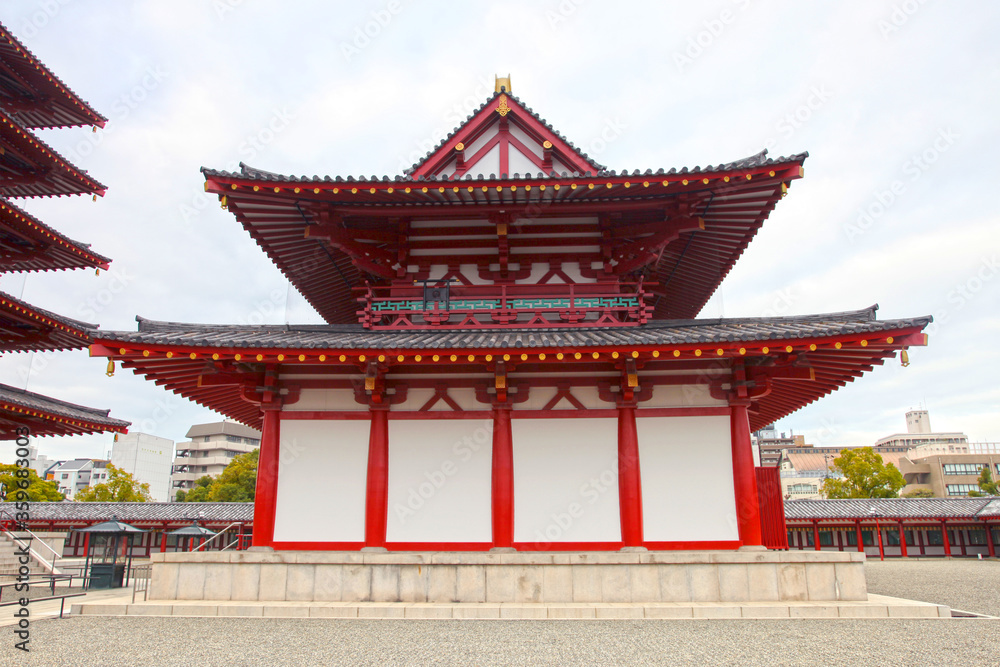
[0,588,131,628]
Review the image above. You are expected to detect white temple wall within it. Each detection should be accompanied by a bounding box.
[273,419,370,543]
[283,388,359,411]
[386,419,493,543]
[643,384,728,408]
[511,418,621,544]
[636,416,739,543]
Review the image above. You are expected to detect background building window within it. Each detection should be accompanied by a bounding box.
[942,463,985,475]
[946,484,980,496]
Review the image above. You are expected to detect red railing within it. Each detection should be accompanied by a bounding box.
[355,280,654,329]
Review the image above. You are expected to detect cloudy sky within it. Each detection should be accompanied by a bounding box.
[1,1,997,464]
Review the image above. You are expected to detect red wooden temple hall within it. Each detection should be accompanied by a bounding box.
[93,77,930,551]
[0,23,128,440]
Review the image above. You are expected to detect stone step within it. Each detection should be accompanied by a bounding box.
[72,595,951,620]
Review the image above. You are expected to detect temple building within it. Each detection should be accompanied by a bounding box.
[0,23,127,440]
[83,77,940,610]
[93,78,930,555]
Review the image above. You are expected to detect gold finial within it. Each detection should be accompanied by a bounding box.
[494,74,512,93]
[497,94,510,117]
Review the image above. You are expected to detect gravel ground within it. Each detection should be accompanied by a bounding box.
[2,617,997,666]
[1,559,996,666]
[865,558,1000,617]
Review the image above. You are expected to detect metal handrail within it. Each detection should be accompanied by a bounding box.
[191,522,243,552]
[0,510,60,575]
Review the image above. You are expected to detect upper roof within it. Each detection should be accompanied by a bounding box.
[202,149,807,324]
[0,23,107,129]
[406,89,604,178]
[0,382,129,440]
[785,497,997,520]
[0,198,111,272]
[184,420,261,440]
[91,306,929,431]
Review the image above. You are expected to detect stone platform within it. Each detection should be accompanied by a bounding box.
[149,550,868,605]
[71,594,952,619]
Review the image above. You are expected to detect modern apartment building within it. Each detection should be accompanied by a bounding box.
[898,444,1000,497]
[170,421,262,498]
[51,459,108,498]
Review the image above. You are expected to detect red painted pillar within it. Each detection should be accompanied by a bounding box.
[898,522,908,558]
[364,407,390,548]
[855,520,864,552]
[941,522,952,557]
[812,521,821,551]
[958,528,966,556]
[491,405,514,548]
[730,403,762,547]
[986,523,996,559]
[251,406,281,548]
[159,529,167,553]
[617,405,644,547]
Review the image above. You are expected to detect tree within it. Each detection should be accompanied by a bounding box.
[179,476,214,503]
[820,447,906,499]
[975,466,999,496]
[179,450,258,503]
[75,464,151,502]
[901,488,935,498]
[0,465,64,502]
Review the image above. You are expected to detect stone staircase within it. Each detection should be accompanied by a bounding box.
[0,531,64,578]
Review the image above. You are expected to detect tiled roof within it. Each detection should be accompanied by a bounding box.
[0,22,107,129]
[785,497,995,520]
[0,198,111,272]
[0,290,94,352]
[0,502,252,525]
[0,382,130,436]
[0,108,106,198]
[95,306,928,351]
[204,147,807,185]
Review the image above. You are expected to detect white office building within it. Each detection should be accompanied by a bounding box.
[111,432,175,502]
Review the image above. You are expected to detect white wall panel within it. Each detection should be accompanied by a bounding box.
[273,420,370,542]
[512,418,621,544]
[283,388,359,411]
[642,384,728,408]
[386,419,493,543]
[637,416,739,542]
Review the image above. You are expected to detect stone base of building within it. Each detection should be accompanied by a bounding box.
[149,550,867,604]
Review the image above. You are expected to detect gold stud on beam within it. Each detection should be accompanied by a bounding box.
[503,354,511,361]
[339,354,347,362]
[359,354,366,362]
[809,344,817,351]
[860,340,868,347]
[256,354,264,361]
[432,354,440,362]
[450,354,458,362]
[652,350,660,358]
[762,346,769,354]
[886,336,894,344]
[298,354,306,361]
[538,353,546,361]
[716,349,724,356]
[414,355,422,362]
[398,355,405,362]
[212,353,220,360]
[378,354,386,362]
[485,354,493,362]
[574,352,582,360]
[834,342,842,350]
[468,354,475,362]
[591,352,599,359]
[785,345,793,353]
[612,351,620,359]
[694,349,702,357]
[556,352,564,360]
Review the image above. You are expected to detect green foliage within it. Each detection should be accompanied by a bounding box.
[976,466,999,496]
[901,488,935,498]
[820,447,906,499]
[0,464,64,502]
[179,450,258,503]
[75,464,151,502]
